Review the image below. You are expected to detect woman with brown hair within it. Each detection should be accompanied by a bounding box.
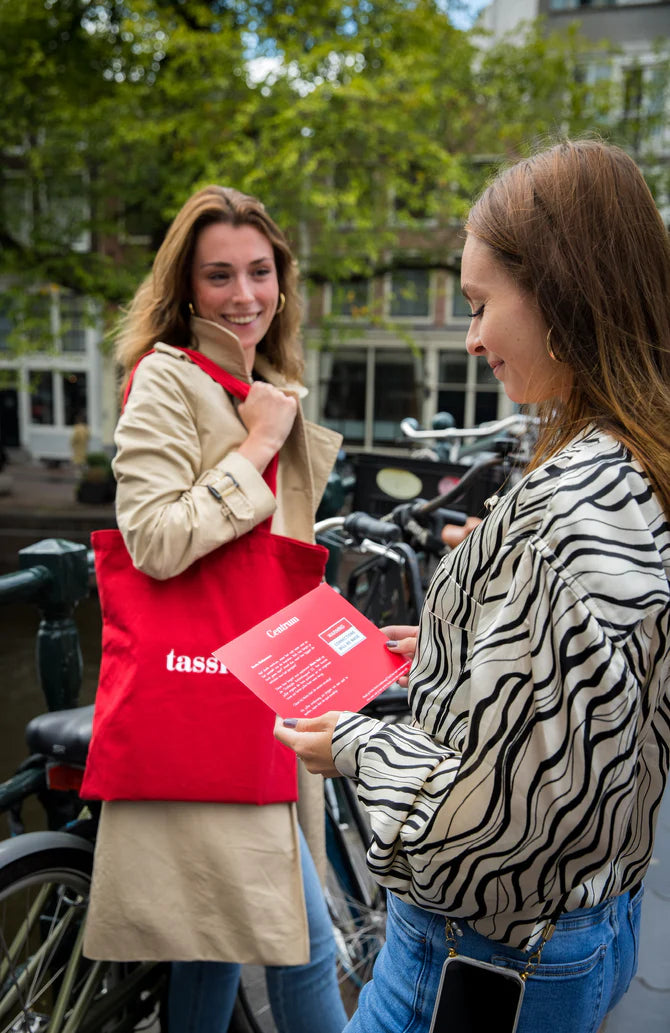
[277,140,670,1032]
[83,185,347,1033]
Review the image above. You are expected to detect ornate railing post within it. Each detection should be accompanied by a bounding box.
[18,539,90,711]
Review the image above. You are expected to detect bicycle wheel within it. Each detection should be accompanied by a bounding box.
[0,831,167,1033]
[324,778,386,1015]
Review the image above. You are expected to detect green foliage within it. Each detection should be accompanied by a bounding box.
[0,0,666,356]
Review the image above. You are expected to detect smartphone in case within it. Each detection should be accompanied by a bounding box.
[429,954,525,1033]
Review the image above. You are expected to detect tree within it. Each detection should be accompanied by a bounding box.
[0,0,664,352]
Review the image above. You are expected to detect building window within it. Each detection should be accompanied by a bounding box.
[623,65,644,122]
[317,343,505,452]
[330,281,370,319]
[27,369,89,428]
[62,371,88,425]
[549,0,664,6]
[389,269,431,319]
[2,173,32,247]
[0,372,20,447]
[549,0,617,9]
[320,349,367,445]
[318,346,426,449]
[373,350,423,445]
[474,357,500,424]
[437,352,468,427]
[437,351,500,428]
[29,371,55,425]
[0,289,90,354]
[0,309,11,352]
[60,294,87,353]
[451,278,471,320]
[619,60,668,152]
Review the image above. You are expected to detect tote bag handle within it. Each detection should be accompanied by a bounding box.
[122,346,279,493]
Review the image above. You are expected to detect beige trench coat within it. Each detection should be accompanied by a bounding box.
[84,318,342,964]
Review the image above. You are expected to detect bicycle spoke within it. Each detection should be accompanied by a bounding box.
[0,844,166,1033]
[0,882,51,988]
[0,890,79,1025]
[49,916,88,1033]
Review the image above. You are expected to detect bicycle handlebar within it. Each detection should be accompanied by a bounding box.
[400,413,536,442]
[343,511,402,543]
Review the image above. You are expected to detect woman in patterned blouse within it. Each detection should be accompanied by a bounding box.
[276,140,670,1033]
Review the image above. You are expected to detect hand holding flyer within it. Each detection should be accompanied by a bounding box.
[213,582,411,718]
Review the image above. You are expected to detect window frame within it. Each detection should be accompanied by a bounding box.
[326,280,373,323]
[385,267,435,324]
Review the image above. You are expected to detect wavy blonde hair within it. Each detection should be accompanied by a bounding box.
[115,186,303,391]
[467,139,670,514]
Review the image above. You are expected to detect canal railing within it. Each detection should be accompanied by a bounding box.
[0,538,93,712]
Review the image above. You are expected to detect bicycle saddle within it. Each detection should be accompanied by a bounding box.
[25,704,94,766]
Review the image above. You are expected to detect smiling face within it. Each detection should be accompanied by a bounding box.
[191,221,280,372]
[461,234,572,406]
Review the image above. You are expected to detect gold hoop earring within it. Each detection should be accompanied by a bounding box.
[546,326,557,362]
[276,292,286,315]
[188,301,196,317]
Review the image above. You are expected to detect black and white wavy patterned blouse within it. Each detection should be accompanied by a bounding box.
[332,427,670,950]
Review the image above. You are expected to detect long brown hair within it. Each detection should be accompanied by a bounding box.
[467,139,670,514]
[115,186,303,389]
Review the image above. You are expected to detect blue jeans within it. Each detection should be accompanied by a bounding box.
[169,828,347,1033]
[346,885,644,1033]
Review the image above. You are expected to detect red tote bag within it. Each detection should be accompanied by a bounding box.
[81,348,328,804]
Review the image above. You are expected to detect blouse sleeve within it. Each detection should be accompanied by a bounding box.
[113,353,276,579]
[332,532,649,934]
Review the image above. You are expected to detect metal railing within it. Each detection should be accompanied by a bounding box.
[0,539,91,712]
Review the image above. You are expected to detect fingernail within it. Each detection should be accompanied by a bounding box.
[385,640,398,649]
[283,718,298,728]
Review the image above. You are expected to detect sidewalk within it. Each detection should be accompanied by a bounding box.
[0,450,115,570]
[0,450,668,1028]
[600,782,670,1032]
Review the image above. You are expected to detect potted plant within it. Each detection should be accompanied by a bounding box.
[76,451,116,504]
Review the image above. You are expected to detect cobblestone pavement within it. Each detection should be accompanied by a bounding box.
[1,449,667,1029]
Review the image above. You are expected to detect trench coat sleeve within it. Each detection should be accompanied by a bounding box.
[113,350,277,580]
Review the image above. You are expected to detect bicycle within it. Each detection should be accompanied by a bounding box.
[0,732,167,1033]
[0,524,412,1033]
[0,543,166,1033]
[328,415,534,609]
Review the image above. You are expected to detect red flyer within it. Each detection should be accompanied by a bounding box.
[212,582,411,718]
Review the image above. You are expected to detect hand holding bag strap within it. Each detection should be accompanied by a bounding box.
[83,344,325,804]
[123,346,278,493]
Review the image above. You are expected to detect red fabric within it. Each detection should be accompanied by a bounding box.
[81,348,327,803]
